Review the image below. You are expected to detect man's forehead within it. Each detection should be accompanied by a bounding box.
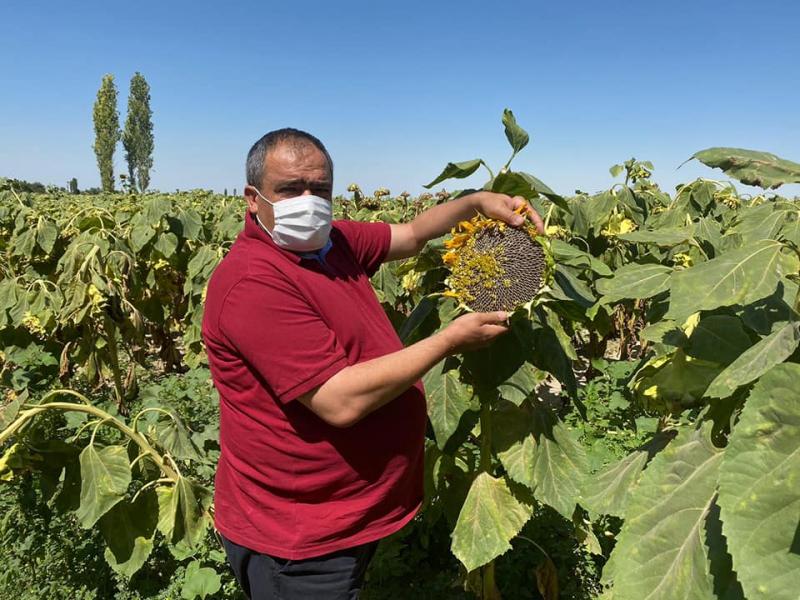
[267,142,327,165]
[265,143,330,180]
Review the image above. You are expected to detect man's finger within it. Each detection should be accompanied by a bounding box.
[478,311,509,325]
[482,324,510,337]
[528,207,545,234]
[498,196,523,226]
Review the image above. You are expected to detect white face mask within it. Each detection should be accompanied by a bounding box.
[253,188,333,252]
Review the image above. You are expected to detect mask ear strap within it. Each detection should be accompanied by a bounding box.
[253,211,275,240]
[254,187,275,206]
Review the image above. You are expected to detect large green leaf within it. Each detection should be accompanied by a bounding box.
[451,472,533,572]
[580,432,674,519]
[99,491,158,577]
[492,400,587,518]
[705,321,800,399]
[602,425,723,600]
[596,263,672,303]
[717,364,800,600]
[423,359,473,449]
[553,266,596,308]
[424,159,484,189]
[740,280,798,335]
[705,500,746,600]
[550,239,612,276]
[144,197,173,224]
[498,362,540,406]
[488,170,569,212]
[130,224,156,252]
[76,444,132,528]
[667,240,789,321]
[685,315,752,365]
[153,232,179,258]
[692,147,800,190]
[462,317,531,389]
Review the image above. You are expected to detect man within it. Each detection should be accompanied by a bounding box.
[202,128,543,599]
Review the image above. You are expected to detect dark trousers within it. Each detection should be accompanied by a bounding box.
[221,535,379,600]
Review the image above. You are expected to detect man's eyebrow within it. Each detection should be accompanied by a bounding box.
[276,178,332,188]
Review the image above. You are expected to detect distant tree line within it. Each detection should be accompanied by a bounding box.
[93,72,154,193]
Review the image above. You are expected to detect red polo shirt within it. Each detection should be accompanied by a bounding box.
[201,211,427,560]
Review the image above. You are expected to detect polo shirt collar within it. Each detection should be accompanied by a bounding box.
[243,210,333,265]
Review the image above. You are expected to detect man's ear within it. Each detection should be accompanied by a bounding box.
[244,185,259,214]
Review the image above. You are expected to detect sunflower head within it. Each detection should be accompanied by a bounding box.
[442,206,553,312]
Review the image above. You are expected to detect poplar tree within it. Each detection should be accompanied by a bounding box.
[122,72,154,192]
[92,74,120,192]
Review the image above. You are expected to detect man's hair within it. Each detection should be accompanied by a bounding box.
[245,128,333,188]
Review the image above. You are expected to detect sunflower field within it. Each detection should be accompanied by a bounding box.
[1,111,799,599]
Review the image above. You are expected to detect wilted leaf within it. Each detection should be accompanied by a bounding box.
[371,263,399,305]
[181,560,222,599]
[153,232,179,258]
[156,478,209,549]
[451,472,533,572]
[424,159,484,189]
[99,491,158,577]
[130,224,156,252]
[36,219,58,253]
[76,445,132,528]
[692,147,800,190]
[156,413,202,461]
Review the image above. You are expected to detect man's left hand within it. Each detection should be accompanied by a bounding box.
[470,191,545,234]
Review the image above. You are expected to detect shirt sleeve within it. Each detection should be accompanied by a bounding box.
[333,220,391,277]
[217,275,349,403]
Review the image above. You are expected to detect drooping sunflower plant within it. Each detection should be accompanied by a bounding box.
[414,110,591,600]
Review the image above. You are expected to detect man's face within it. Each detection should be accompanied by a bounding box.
[245,142,333,231]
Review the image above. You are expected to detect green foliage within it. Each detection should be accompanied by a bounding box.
[122,73,154,192]
[2,107,800,598]
[93,74,121,192]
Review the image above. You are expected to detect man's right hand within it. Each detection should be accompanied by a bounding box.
[440,311,510,354]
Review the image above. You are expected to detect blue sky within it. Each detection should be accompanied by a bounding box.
[2,0,799,197]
